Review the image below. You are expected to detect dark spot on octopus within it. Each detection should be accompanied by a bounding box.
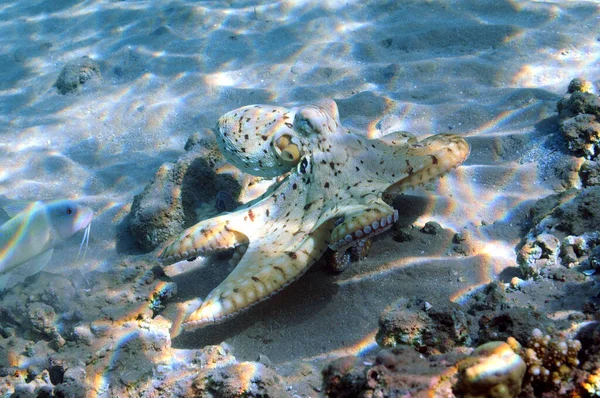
[273,266,286,275]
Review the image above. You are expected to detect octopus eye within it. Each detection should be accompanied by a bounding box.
[299,158,309,174]
[274,133,302,166]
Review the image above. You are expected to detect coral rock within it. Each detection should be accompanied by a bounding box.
[560,114,600,158]
[376,299,470,354]
[421,220,443,235]
[478,308,552,344]
[514,328,584,396]
[557,78,600,159]
[517,233,560,278]
[567,77,595,94]
[468,281,508,313]
[579,159,600,187]
[321,356,365,398]
[454,341,526,398]
[191,361,287,397]
[323,345,460,397]
[54,55,102,94]
[129,132,247,251]
[26,302,58,337]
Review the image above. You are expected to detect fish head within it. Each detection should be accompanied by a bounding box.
[45,200,94,240]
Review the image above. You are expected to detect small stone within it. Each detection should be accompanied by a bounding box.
[453,232,466,243]
[535,233,560,253]
[63,367,86,384]
[73,325,94,345]
[393,228,413,242]
[579,160,600,187]
[27,302,57,335]
[421,221,443,235]
[54,56,102,95]
[51,331,66,350]
[510,277,522,289]
[561,244,579,265]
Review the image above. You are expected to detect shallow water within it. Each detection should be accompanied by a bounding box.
[0,0,599,396]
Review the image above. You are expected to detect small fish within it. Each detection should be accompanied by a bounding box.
[0,199,93,291]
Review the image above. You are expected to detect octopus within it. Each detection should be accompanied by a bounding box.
[159,99,470,330]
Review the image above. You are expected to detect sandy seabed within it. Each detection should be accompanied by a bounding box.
[1,1,600,397]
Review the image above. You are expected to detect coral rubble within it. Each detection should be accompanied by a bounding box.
[376,298,470,354]
[557,78,600,159]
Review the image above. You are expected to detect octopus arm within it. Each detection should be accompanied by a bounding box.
[328,200,399,252]
[158,199,275,265]
[183,224,332,330]
[385,133,470,195]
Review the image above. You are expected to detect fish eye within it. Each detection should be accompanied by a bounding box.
[66,207,73,215]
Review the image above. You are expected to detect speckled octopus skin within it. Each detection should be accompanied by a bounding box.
[159,99,470,330]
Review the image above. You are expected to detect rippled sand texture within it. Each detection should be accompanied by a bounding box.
[0,0,599,369]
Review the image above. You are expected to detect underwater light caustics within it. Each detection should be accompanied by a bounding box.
[0,199,93,291]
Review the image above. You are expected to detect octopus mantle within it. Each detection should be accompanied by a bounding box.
[159,99,470,330]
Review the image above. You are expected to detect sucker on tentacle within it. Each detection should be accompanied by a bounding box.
[330,209,399,251]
